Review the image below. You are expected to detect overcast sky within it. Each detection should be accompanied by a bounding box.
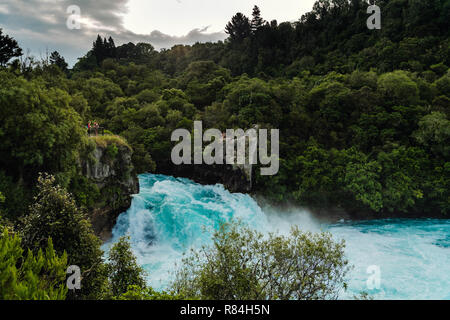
[0,0,316,66]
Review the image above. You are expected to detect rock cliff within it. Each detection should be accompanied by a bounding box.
[81,136,139,241]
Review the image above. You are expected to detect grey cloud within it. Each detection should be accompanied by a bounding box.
[118,28,226,49]
[0,0,226,65]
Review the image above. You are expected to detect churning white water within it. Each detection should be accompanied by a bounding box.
[103,174,450,300]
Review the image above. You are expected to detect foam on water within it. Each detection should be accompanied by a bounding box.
[103,174,450,299]
[328,219,450,299]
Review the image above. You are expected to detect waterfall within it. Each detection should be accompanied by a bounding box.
[103,174,450,300]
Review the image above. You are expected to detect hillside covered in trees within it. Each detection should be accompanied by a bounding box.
[1,0,449,220]
[0,0,449,299]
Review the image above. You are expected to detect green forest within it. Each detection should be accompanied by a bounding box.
[0,0,449,300]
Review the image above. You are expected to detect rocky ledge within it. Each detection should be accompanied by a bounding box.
[166,162,253,193]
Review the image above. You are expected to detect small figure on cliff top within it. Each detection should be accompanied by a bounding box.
[94,121,99,136]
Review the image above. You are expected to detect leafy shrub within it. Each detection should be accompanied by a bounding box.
[172,221,350,300]
[0,228,68,300]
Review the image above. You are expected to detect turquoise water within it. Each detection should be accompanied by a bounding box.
[104,174,450,300]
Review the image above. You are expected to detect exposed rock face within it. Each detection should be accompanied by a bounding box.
[168,163,252,193]
[81,142,139,241]
[163,132,255,193]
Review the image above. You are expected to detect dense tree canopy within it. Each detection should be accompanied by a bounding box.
[0,71,85,184]
[1,0,449,220]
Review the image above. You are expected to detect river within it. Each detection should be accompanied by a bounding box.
[103,174,450,300]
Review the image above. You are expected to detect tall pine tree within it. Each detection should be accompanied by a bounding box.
[49,51,68,72]
[0,28,22,66]
[92,35,117,65]
[251,5,265,33]
[225,13,252,44]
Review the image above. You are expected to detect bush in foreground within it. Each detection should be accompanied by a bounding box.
[107,236,147,296]
[21,173,108,299]
[0,228,67,300]
[172,222,350,300]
